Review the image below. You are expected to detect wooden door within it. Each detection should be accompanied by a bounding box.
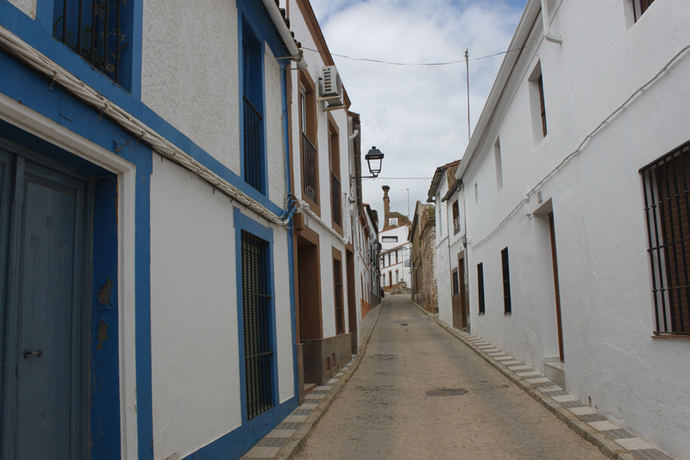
[1,152,89,460]
[451,269,462,329]
[458,255,468,329]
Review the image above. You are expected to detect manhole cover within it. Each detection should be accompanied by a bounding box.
[370,353,396,360]
[426,388,469,397]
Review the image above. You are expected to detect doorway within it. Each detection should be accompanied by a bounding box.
[346,250,357,353]
[1,147,89,459]
[548,211,564,362]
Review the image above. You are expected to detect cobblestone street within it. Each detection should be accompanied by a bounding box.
[295,295,608,460]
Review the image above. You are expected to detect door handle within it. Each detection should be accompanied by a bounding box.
[23,349,43,359]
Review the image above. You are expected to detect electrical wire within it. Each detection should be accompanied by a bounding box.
[302,45,526,66]
[469,42,690,250]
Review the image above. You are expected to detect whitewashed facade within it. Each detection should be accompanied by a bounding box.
[380,225,412,290]
[454,0,690,458]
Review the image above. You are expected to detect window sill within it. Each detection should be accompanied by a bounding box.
[651,333,690,341]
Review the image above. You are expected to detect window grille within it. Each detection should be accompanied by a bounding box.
[477,263,485,315]
[53,0,131,86]
[331,173,342,226]
[501,248,512,314]
[302,133,318,203]
[641,142,690,335]
[333,258,345,334]
[452,270,460,296]
[241,231,274,419]
[244,97,264,193]
[452,201,460,234]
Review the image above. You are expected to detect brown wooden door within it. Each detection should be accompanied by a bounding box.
[458,255,468,329]
[548,211,564,362]
[451,269,463,329]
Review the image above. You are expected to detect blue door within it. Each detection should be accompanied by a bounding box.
[0,146,89,460]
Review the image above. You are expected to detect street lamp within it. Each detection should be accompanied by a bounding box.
[352,146,385,181]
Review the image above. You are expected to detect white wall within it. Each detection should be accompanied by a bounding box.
[150,156,295,459]
[141,0,241,175]
[150,158,241,459]
[8,0,35,18]
[460,1,690,457]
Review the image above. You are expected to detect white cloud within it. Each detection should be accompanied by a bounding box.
[308,0,524,224]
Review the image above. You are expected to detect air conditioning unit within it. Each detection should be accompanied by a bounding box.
[319,65,344,109]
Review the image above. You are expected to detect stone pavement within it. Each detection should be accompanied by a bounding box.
[292,295,673,460]
[241,300,384,460]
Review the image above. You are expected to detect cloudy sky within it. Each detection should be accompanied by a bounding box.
[304,0,527,226]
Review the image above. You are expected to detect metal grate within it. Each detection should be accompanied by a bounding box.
[53,0,128,84]
[641,142,690,335]
[244,96,264,193]
[477,263,485,315]
[241,231,274,419]
[302,133,318,203]
[331,173,342,226]
[334,258,345,334]
[501,247,512,314]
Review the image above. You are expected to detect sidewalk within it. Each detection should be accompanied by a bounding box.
[409,300,675,460]
[241,301,384,460]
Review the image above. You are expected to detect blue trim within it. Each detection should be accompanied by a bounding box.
[0,0,285,215]
[0,53,154,459]
[0,120,125,459]
[183,397,297,460]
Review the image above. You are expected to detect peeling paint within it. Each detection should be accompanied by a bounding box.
[97,277,113,308]
[96,320,108,351]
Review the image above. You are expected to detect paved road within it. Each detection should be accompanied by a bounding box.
[295,295,608,460]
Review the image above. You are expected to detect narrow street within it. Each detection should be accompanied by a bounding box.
[295,295,608,460]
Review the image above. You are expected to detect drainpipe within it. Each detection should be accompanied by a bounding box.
[541,0,563,44]
[261,0,304,59]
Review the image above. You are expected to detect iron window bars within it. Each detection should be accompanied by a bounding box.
[244,97,265,193]
[641,141,690,335]
[477,263,485,315]
[302,133,318,204]
[241,231,274,419]
[501,248,512,315]
[53,0,130,86]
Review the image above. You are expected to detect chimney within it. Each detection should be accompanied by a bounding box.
[382,185,390,226]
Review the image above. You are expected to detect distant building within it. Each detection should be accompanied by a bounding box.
[379,186,411,292]
[410,201,438,312]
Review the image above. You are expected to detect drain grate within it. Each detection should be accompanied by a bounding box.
[426,388,469,397]
[370,353,396,360]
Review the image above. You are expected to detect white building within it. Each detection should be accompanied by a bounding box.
[286,0,369,395]
[454,0,690,458]
[380,226,412,291]
[428,161,469,330]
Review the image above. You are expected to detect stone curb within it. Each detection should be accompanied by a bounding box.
[408,300,675,460]
[242,301,385,460]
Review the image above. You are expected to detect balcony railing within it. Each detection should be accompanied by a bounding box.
[302,133,318,203]
[244,96,264,193]
[331,173,342,227]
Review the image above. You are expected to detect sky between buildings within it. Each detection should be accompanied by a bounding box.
[307,0,527,227]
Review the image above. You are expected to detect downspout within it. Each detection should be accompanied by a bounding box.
[540,0,562,44]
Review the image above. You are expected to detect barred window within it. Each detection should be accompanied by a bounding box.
[641,142,690,335]
[477,263,485,315]
[501,247,512,315]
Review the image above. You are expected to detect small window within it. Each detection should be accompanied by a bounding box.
[452,269,460,296]
[494,139,503,190]
[641,142,690,334]
[389,217,398,227]
[241,20,265,193]
[501,247,512,314]
[529,63,547,141]
[452,201,460,234]
[477,263,485,315]
[382,236,398,243]
[632,0,655,22]
[53,0,134,88]
[474,183,478,203]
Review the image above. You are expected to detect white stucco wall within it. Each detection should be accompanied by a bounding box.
[150,157,294,459]
[8,0,35,18]
[264,46,287,207]
[460,1,690,457]
[141,0,241,174]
